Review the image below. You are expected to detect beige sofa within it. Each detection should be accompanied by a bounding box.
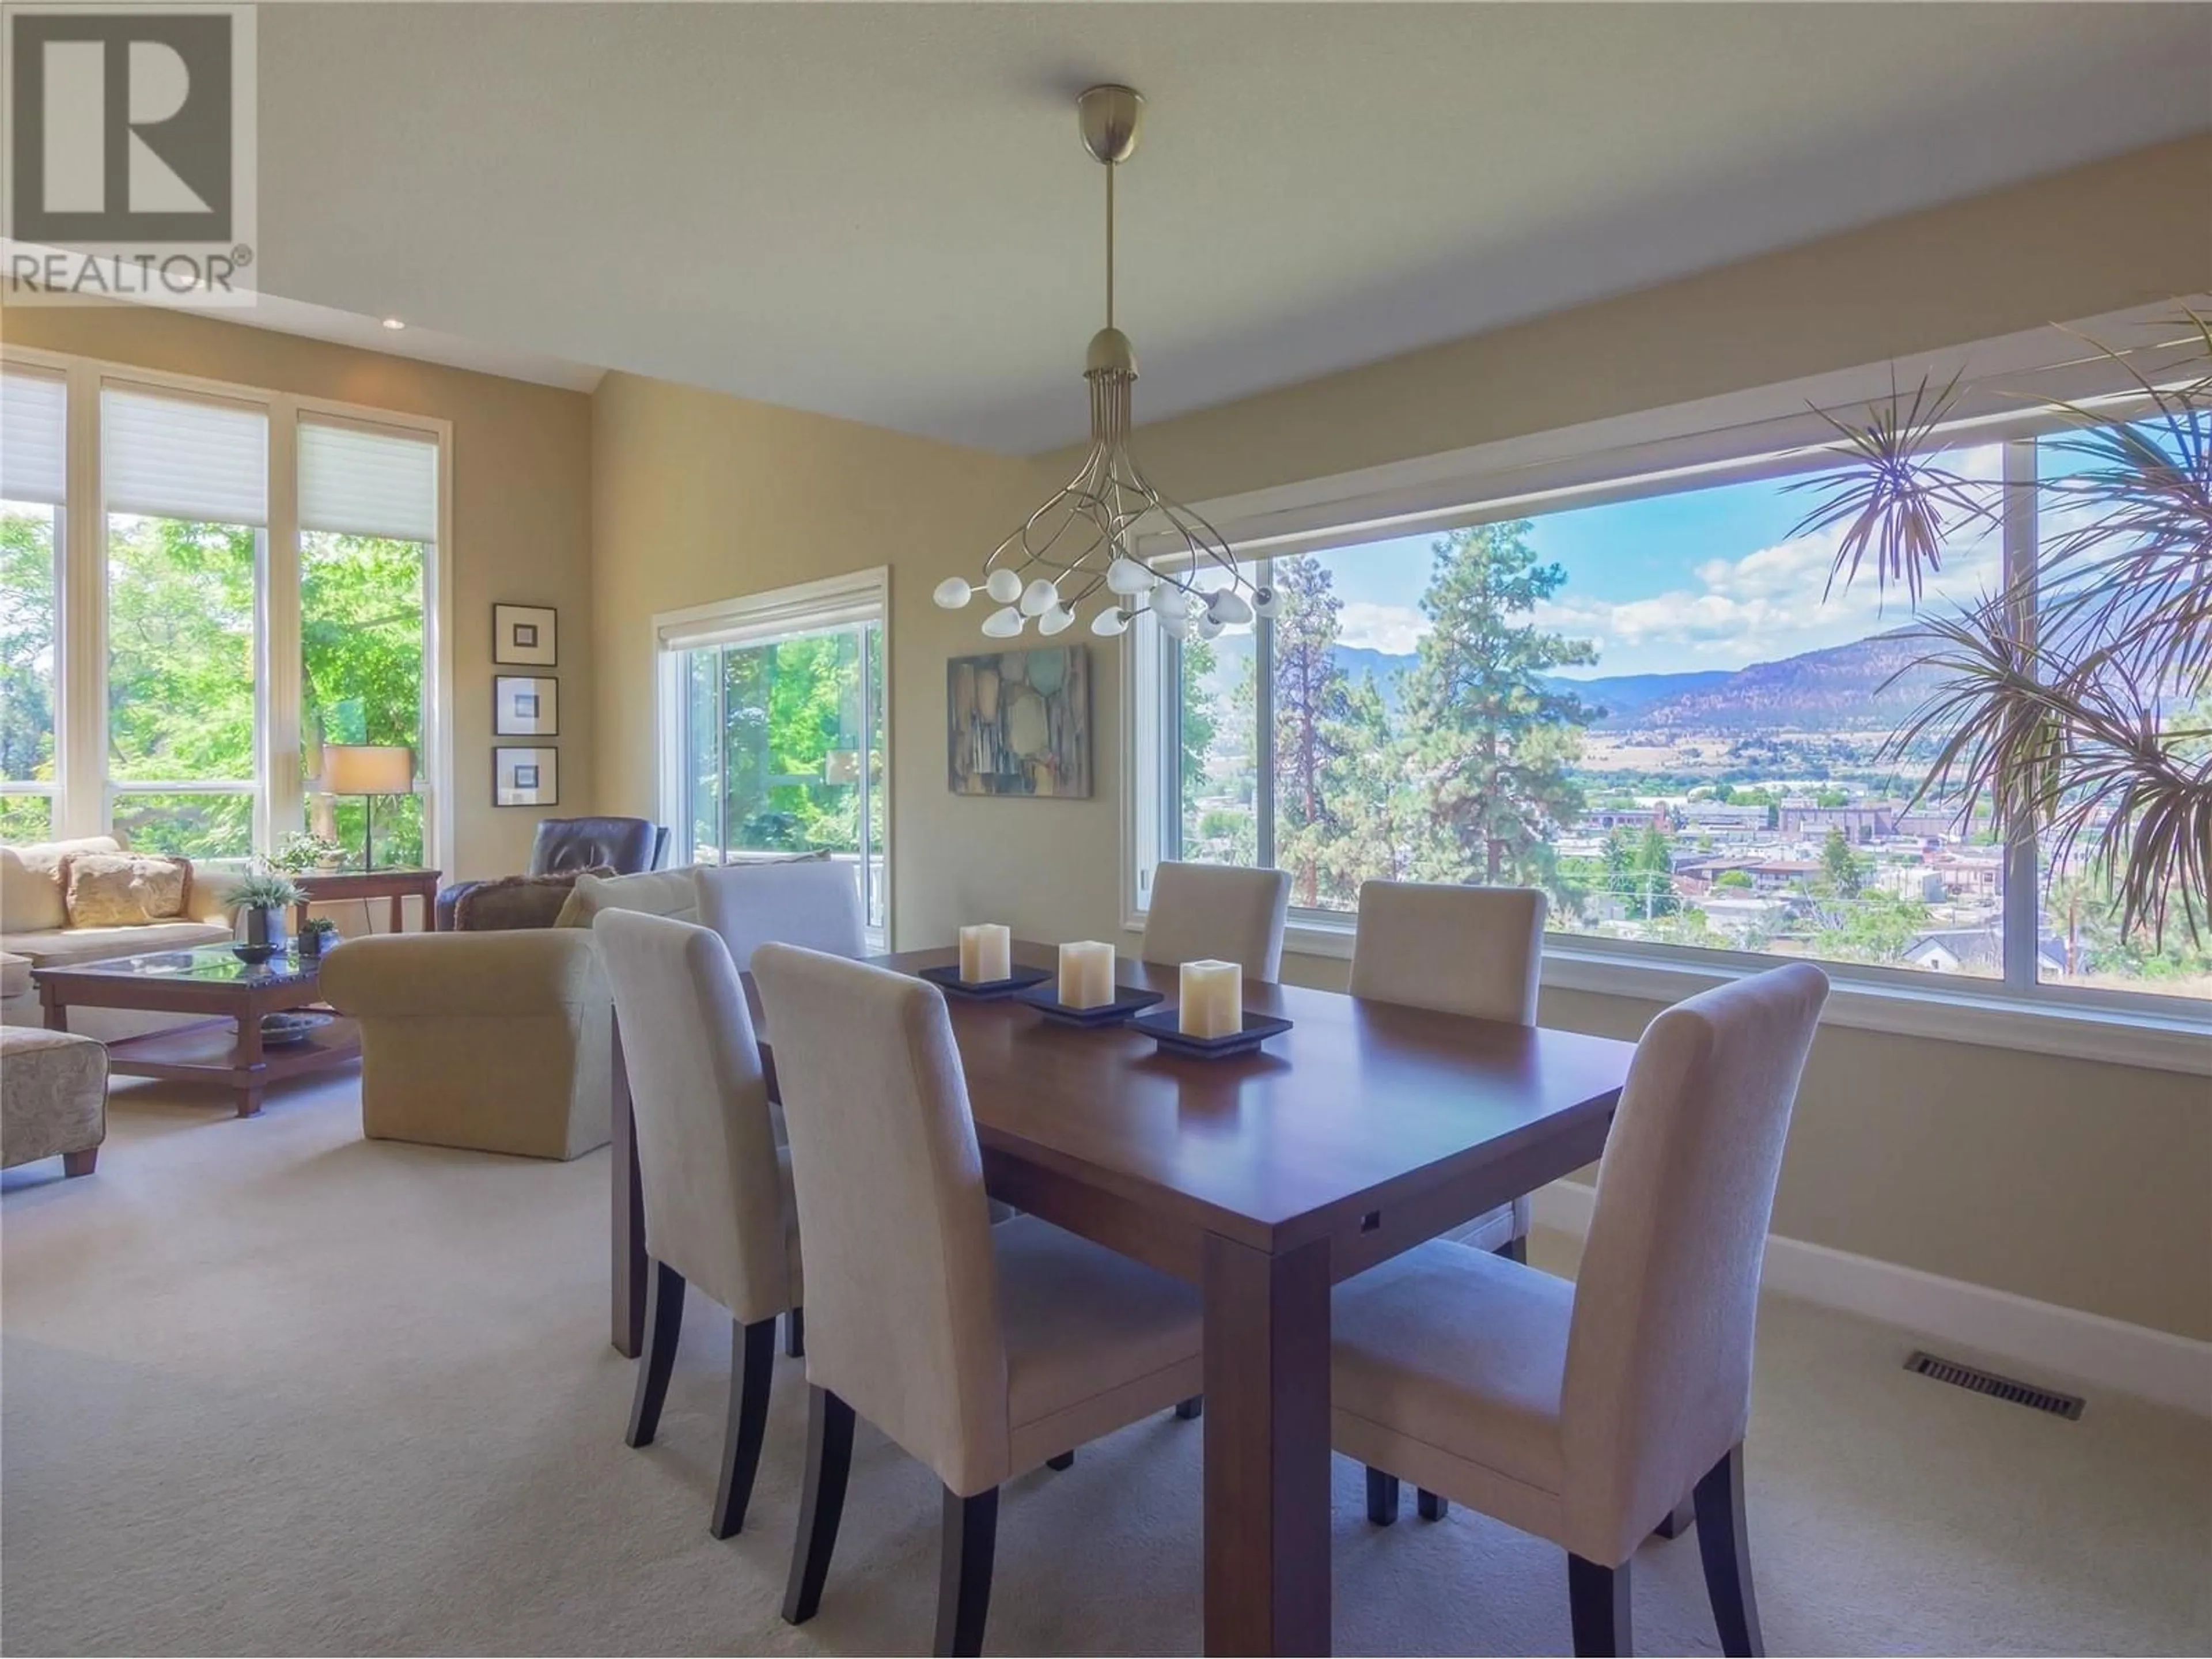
[317,867,702,1161]
[1,837,239,1040]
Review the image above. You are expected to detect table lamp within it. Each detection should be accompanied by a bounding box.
[320,744,414,872]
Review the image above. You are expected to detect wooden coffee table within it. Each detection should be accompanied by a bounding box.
[33,946,361,1118]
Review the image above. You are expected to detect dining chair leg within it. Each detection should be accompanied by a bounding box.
[782,1387,856,1627]
[1493,1235,1529,1264]
[1046,1450,1074,1471]
[1692,1442,1763,1657]
[711,1317,779,1539]
[1567,1554,1631,1658]
[624,1259,685,1449]
[1365,1467,1399,1525]
[1175,1396,1203,1419]
[935,1485,999,1658]
[785,1306,805,1358]
[1652,1498,1696,1540]
[1416,1488,1449,1521]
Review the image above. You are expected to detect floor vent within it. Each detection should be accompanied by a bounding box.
[1904,1350,2084,1419]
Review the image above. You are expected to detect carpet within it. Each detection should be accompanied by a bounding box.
[3,1069,2206,1656]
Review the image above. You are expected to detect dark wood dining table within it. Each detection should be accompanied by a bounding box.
[608,941,1635,1656]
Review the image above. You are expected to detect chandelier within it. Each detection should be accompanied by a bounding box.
[934,84,1275,642]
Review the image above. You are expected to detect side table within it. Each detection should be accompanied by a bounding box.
[293,869,443,935]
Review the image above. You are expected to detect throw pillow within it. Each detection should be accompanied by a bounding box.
[1,836,123,933]
[554,866,702,930]
[61,851,193,928]
[453,866,612,933]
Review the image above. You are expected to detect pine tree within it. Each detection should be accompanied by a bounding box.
[1403,522,1600,884]
[1270,555,1353,906]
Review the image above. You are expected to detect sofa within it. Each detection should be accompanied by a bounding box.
[1,836,240,1040]
[319,866,703,1161]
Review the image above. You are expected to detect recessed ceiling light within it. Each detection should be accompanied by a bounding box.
[380,316,406,330]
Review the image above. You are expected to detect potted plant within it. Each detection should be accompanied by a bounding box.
[297,915,340,960]
[230,871,304,964]
[271,830,347,875]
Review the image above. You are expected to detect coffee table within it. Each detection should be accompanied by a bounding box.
[33,946,361,1118]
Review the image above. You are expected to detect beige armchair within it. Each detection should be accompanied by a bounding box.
[317,930,612,1160]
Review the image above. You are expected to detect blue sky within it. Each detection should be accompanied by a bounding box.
[1313,448,2003,679]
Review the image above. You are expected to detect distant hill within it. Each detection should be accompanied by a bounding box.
[1206,628,1942,733]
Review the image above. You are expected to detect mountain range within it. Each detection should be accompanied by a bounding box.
[1213,628,1941,731]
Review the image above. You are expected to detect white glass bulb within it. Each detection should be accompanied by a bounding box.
[933,577,974,610]
[1249,584,1279,619]
[1038,603,1075,637]
[1090,607,1130,637]
[1156,605,1191,639]
[1019,577,1058,618]
[1106,556,1159,596]
[1209,588,1253,626]
[980,605,1025,638]
[1196,615,1224,641]
[985,568,1024,605]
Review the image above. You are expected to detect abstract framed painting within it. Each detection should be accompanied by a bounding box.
[494,746,559,808]
[948,646,1090,798]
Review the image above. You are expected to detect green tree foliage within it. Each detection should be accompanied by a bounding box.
[1270,555,1353,907]
[1403,522,1599,884]
[1714,868,1755,891]
[1179,635,1218,805]
[1820,826,1865,898]
[302,531,425,865]
[1312,673,1421,901]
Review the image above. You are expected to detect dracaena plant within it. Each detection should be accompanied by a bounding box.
[1789,311,2212,946]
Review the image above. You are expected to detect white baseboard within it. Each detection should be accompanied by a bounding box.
[1532,1181,2212,1419]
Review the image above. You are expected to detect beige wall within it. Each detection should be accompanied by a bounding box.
[588,371,1107,950]
[0,302,594,881]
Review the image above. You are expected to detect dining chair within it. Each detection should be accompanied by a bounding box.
[1330,961,1829,1657]
[592,908,801,1541]
[693,855,866,1357]
[1351,880,1546,1260]
[1139,860,1291,982]
[751,942,1205,1658]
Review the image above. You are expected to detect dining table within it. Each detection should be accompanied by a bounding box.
[607,940,1635,1657]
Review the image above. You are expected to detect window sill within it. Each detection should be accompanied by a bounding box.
[1127,911,2212,1077]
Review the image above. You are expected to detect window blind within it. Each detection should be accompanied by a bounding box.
[299,418,438,543]
[103,385,268,525]
[656,573,885,653]
[1,368,67,505]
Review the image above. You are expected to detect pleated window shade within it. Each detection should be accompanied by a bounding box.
[1,368,67,505]
[299,418,438,543]
[103,385,268,525]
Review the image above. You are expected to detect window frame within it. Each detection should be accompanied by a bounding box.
[650,567,893,950]
[1122,308,2212,1074]
[1,344,454,870]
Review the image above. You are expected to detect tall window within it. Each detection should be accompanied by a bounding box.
[1,351,447,867]
[658,573,888,942]
[102,387,267,859]
[1143,429,2207,1008]
[298,419,436,868]
[0,368,65,842]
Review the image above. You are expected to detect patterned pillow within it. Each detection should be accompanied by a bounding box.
[61,851,193,927]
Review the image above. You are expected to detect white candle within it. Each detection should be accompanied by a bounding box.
[1058,940,1116,1009]
[959,923,1012,984]
[1179,960,1243,1039]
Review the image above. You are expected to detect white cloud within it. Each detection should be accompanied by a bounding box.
[1336,600,1429,656]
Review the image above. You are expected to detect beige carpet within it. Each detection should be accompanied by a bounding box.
[3,1067,2207,1657]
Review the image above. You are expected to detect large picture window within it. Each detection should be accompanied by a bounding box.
[1142,418,2207,1013]
[656,571,889,944]
[0,351,448,868]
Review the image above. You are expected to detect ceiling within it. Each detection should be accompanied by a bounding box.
[249,3,2212,453]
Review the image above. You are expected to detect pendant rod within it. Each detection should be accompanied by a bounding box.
[1105,161,1115,332]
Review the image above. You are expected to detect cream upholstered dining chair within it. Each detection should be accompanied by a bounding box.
[751,943,1204,1658]
[1139,860,1291,982]
[1331,962,1828,1658]
[1351,880,1547,1260]
[693,855,868,1358]
[694,857,865,970]
[592,909,800,1542]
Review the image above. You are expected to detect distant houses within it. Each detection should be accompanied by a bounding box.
[1902,928,2067,978]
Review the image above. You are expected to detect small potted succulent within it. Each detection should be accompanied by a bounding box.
[230,870,304,964]
[296,915,340,960]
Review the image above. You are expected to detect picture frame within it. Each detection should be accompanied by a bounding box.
[947,645,1092,798]
[493,675,559,737]
[493,604,558,666]
[494,746,559,808]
